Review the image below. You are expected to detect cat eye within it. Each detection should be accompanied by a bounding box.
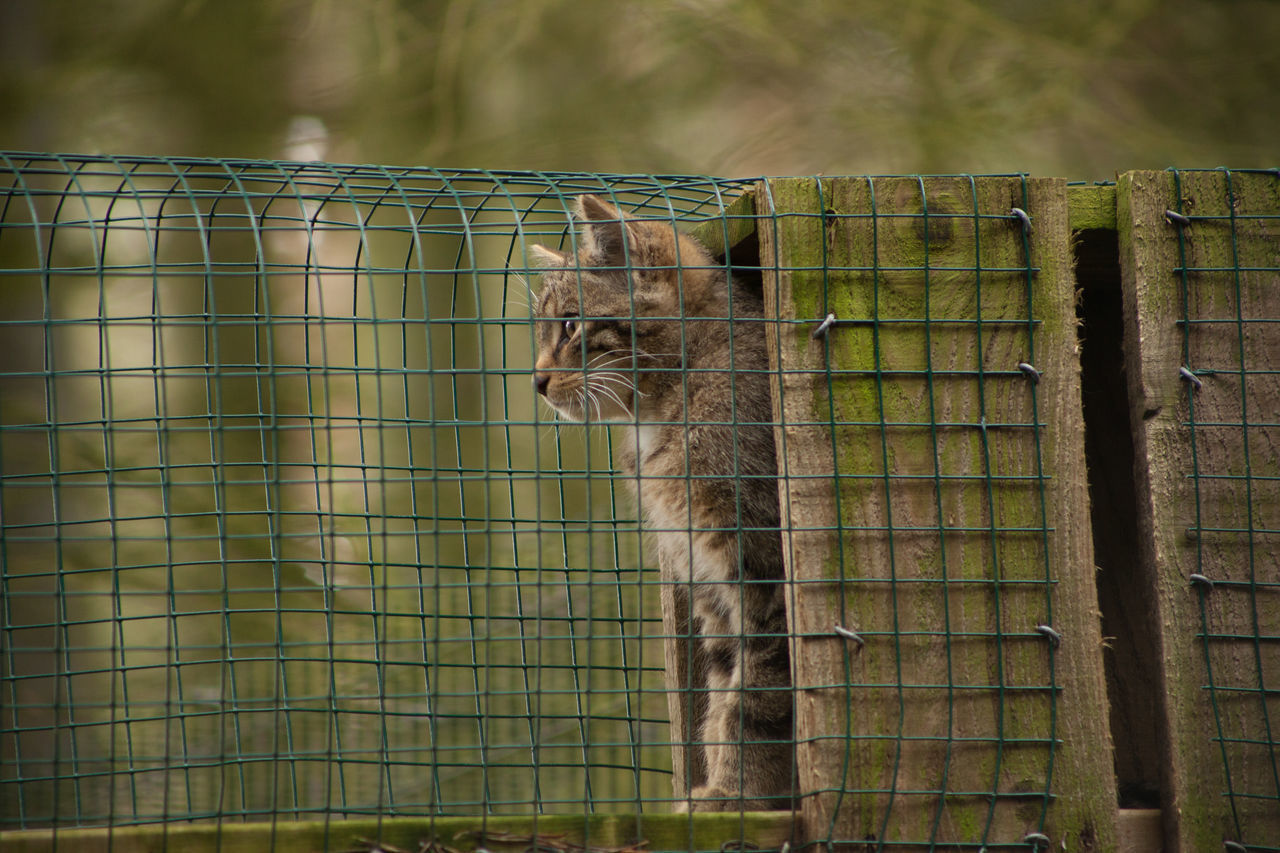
[561,318,578,339]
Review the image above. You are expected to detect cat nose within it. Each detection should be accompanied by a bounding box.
[533,372,551,396]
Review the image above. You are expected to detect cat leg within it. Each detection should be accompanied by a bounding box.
[687,592,794,812]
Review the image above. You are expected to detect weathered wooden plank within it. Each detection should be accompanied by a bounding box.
[1117,808,1163,853]
[0,813,797,853]
[688,189,757,263]
[759,176,1116,850]
[698,185,1117,255]
[1117,169,1280,852]
[1067,185,1117,231]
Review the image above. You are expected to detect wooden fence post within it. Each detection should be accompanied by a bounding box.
[758,177,1117,850]
[1117,169,1280,851]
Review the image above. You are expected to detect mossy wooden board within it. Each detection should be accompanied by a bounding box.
[687,189,757,262]
[0,812,796,853]
[758,177,1116,850]
[1066,184,1117,231]
[1117,169,1280,852]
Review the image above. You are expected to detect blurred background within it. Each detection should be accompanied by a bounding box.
[2,0,1277,178]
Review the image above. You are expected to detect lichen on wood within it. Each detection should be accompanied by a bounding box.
[759,176,1116,850]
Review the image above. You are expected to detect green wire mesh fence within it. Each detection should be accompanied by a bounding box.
[758,176,1109,851]
[1161,168,1280,851]
[1114,167,1280,852]
[1,154,1275,852]
[0,153,751,830]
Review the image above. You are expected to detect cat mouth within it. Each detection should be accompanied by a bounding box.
[535,372,636,423]
[546,391,634,423]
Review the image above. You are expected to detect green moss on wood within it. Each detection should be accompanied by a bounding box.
[1067,185,1117,231]
[687,190,756,261]
[0,813,797,853]
[761,175,1116,849]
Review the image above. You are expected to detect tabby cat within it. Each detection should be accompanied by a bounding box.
[529,195,794,812]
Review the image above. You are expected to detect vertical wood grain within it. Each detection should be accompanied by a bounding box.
[1118,169,1280,852]
[759,176,1116,850]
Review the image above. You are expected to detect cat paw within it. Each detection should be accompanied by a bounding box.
[678,785,796,812]
[685,785,737,812]
[676,785,794,812]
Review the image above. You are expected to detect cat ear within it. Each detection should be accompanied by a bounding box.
[528,244,569,269]
[576,194,622,224]
[574,194,638,267]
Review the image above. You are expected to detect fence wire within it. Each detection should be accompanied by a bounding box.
[0,152,752,835]
[758,176,1071,852]
[1169,167,1280,851]
[11,154,1272,853]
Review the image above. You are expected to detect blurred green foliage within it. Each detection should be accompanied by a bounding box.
[2,0,1276,178]
[0,156,682,822]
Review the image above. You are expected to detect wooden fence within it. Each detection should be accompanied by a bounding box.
[667,171,1279,852]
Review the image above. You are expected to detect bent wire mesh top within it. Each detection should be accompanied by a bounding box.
[1,152,1132,853]
[0,151,754,828]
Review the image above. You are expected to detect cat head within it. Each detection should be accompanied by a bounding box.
[528,194,719,422]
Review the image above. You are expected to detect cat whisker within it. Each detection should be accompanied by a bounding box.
[589,354,637,372]
[584,388,606,424]
[587,364,633,380]
[588,377,631,413]
[586,363,632,386]
[538,421,565,447]
[504,275,536,315]
[586,388,607,424]
[535,403,581,448]
[512,272,536,300]
[591,369,633,386]
[589,366,633,384]
[591,372,641,403]
[597,348,681,366]
[505,291,532,311]
[590,382,621,418]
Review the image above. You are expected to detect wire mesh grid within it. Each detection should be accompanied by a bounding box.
[0,151,755,831]
[0,154,1115,853]
[1169,167,1280,850]
[760,176,1074,851]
